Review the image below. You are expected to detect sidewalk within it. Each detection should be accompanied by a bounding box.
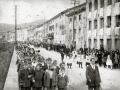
[4,48,18,90]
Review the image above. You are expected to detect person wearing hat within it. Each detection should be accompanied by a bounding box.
[86,58,101,90]
[19,64,32,90]
[57,68,69,90]
[32,64,44,90]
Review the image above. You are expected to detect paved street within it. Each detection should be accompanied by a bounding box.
[38,47,120,90]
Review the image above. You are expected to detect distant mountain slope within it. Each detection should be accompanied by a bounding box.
[0,19,44,33]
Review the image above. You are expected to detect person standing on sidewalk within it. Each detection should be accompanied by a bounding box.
[60,49,65,62]
[86,58,101,90]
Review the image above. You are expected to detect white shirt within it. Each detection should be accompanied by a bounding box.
[91,64,95,69]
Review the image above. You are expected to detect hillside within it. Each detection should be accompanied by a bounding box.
[0,19,44,33]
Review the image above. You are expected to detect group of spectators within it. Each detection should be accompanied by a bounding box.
[37,43,120,70]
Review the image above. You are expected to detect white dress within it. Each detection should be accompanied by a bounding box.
[86,56,90,63]
[106,55,113,66]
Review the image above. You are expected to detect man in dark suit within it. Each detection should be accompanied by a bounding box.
[86,58,101,90]
[19,64,32,90]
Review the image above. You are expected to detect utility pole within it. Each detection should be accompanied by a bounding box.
[15,5,17,45]
[70,0,80,49]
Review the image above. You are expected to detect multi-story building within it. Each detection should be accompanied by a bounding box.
[6,31,15,42]
[66,3,86,50]
[36,3,87,50]
[17,27,28,42]
[86,0,120,50]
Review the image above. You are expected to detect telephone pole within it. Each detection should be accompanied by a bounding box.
[70,0,80,49]
[15,5,17,45]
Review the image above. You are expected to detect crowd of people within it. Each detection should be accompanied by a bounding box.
[16,43,69,90]
[15,42,120,90]
[38,43,120,70]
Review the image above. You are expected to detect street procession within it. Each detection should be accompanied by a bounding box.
[15,41,120,90]
[1,0,120,90]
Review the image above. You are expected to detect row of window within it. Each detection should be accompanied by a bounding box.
[88,39,120,49]
[89,0,120,12]
[89,15,120,30]
[69,15,82,23]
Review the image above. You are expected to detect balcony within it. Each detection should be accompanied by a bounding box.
[99,29,104,35]
[94,10,97,19]
[88,30,91,37]
[106,28,111,35]
[47,33,54,39]
[115,27,120,35]
[88,12,91,20]
[93,29,97,37]
[106,5,111,16]
[114,2,120,15]
[100,8,103,17]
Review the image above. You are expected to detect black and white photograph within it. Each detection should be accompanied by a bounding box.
[0,0,120,90]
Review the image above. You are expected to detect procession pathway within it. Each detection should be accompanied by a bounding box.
[4,48,18,90]
[38,47,120,90]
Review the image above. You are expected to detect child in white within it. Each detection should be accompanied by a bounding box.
[86,54,91,66]
[66,56,72,69]
[106,54,113,70]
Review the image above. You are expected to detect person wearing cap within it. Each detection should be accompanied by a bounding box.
[86,58,101,90]
[44,58,53,90]
[52,60,60,75]
[57,68,69,90]
[32,64,44,90]
[19,64,32,90]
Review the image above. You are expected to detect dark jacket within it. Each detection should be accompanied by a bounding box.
[86,65,101,86]
[57,74,68,88]
[32,70,44,87]
[19,69,31,87]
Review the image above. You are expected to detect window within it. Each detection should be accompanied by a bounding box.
[107,0,112,5]
[89,2,92,12]
[89,21,92,30]
[69,18,72,22]
[79,15,81,20]
[100,18,104,28]
[107,16,111,28]
[100,0,104,8]
[116,15,120,27]
[116,0,120,2]
[94,20,97,29]
[94,0,98,10]
[74,16,76,21]
[56,23,57,28]
[79,27,81,33]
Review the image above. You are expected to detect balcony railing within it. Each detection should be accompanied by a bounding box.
[106,28,111,35]
[47,33,54,39]
[115,27,120,35]
[99,29,104,35]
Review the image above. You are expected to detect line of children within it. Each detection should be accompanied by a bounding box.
[16,44,69,90]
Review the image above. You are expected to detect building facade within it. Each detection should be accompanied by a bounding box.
[17,28,28,42]
[36,3,86,50]
[86,0,120,50]
[66,3,86,50]
[6,31,15,42]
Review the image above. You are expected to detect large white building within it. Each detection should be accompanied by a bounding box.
[66,3,86,50]
[6,31,15,42]
[86,0,120,50]
[34,3,86,50]
[17,28,28,42]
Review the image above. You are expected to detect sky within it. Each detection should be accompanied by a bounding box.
[0,0,85,24]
